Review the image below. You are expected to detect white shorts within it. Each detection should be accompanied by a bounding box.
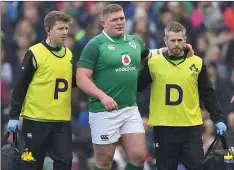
[89,106,145,144]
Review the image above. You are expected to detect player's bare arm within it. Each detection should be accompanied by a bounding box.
[76,68,118,111]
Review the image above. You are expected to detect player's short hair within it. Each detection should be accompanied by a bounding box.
[44,11,72,30]
[102,4,123,16]
[165,22,186,37]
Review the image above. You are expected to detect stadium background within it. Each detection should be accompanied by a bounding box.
[1,1,234,170]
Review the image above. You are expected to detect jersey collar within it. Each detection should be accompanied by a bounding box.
[41,40,66,58]
[102,30,126,42]
[163,52,187,66]
[42,40,62,51]
[164,52,186,60]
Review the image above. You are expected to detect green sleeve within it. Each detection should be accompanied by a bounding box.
[135,36,150,61]
[77,38,99,70]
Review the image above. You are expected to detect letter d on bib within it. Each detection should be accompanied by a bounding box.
[166,84,183,105]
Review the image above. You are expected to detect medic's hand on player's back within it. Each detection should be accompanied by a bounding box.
[100,94,118,111]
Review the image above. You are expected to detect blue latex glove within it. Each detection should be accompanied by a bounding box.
[7,120,20,133]
[215,122,227,135]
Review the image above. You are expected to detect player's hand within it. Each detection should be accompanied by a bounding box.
[100,95,118,111]
[185,44,194,57]
[230,95,234,103]
[160,47,168,53]
[160,44,194,57]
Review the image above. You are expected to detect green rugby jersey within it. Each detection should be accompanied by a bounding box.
[78,31,150,112]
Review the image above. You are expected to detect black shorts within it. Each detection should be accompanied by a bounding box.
[21,119,72,170]
[153,125,204,170]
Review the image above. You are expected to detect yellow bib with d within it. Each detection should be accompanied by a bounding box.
[148,54,203,126]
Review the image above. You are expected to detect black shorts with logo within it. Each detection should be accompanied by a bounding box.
[153,125,204,170]
[20,119,72,170]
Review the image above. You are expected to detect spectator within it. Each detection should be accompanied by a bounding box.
[219,67,234,113]
[190,2,210,31]
[224,39,234,70]
[1,78,9,137]
[226,111,234,146]
[223,2,234,33]
[205,45,228,80]
[166,1,195,45]
[195,33,209,58]
[131,8,157,49]
[231,95,234,104]
[206,63,224,96]
[124,2,157,34]
[156,9,173,47]
[202,117,216,154]
[1,45,13,85]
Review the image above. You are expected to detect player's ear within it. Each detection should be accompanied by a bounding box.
[100,20,106,28]
[46,27,50,35]
[100,14,107,28]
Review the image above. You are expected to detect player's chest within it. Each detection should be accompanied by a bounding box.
[98,42,142,67]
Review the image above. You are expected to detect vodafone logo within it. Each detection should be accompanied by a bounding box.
[122,55,131,66]
[115,54,135,72]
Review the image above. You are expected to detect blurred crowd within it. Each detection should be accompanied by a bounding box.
[1,1,234,170]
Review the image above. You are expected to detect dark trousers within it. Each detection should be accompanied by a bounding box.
[20,119,73,170]
[153,126,204,170]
